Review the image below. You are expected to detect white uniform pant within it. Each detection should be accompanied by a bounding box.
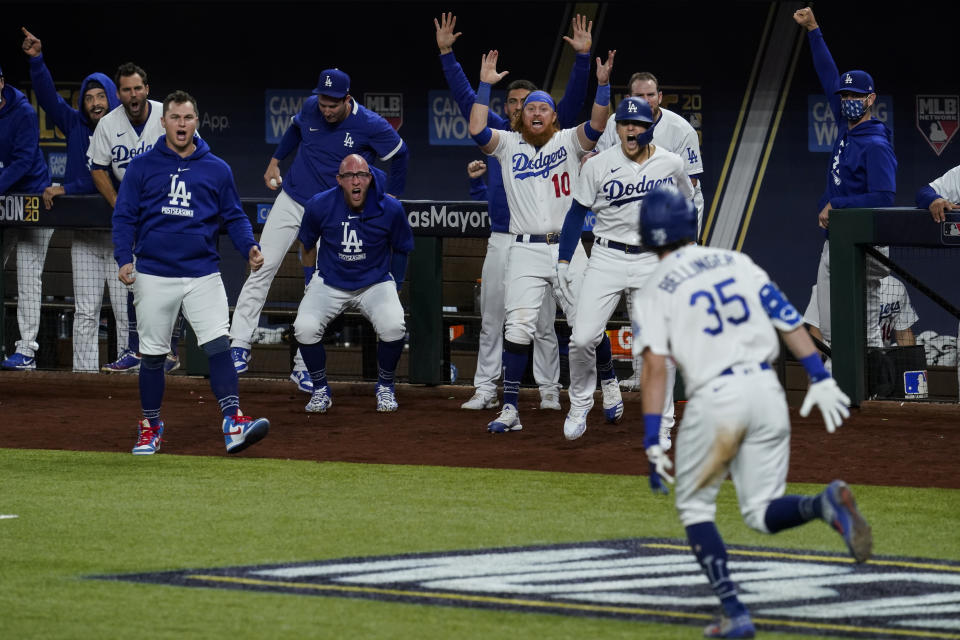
[474,232,560,395]
[230,189,303,348]
[13,227,54,356]
[675,367,790,533]
[294,277,405,344]
[503,240,587,348]
[816,240,885,346]
[133,272,229,355]
[568,245,676,424]
[71,230,129,372]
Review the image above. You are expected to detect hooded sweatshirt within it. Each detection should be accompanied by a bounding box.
[112,135,257,277]
[0,82,50,194]
[28,54,120,195]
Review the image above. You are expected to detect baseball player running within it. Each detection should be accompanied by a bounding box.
[112,90,269,456]
[468,48,620,434]
[557,97,693,442]
[634,186,868,639]
[294,154,413,413]
[232,68,409,393]
[88,62,182,373]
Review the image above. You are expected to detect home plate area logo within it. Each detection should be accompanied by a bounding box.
[95,538,960,638]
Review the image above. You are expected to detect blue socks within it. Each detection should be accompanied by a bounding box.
[208,350,239,417]
[502,340,528,408]
[300,342,328,390]
[596,332,616,381]
[764,495,823,533]
[139,357,164,427]
[377,338,405,388]
[686,522,749,619]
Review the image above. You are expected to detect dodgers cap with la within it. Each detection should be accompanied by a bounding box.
[835,70,875,95]
[313,68,350,98]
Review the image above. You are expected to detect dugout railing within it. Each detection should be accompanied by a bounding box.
[829,208,960,406]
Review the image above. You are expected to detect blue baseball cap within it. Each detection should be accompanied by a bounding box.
[615,97,654,124]
[836,70,875,95]
[522,90,555,110]
[313,68,350,98]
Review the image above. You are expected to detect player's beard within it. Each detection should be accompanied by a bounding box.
[512,110,559,148]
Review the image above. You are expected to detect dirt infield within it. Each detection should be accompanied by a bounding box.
[1,371,956,489]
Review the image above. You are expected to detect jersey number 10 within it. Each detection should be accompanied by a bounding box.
[551,172,571,198]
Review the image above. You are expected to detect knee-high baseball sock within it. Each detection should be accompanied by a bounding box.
[126,290,140,353]
[139,355,165,427]
[764,495,823,533]
[596,332,616,381]
[207,350,239,417]
[299,342,328,390]
[686,522,749,618]
[502,340,529,409]
[377,337,405,388]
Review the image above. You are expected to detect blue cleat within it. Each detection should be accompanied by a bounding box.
[1,352,36,370]
[487,404,522,433]
[231,347,251,374]
[601,378,624,424]
[102,349,140,373]
[223,412,269,454]
[822,480,873,563]
[132,419,164,455]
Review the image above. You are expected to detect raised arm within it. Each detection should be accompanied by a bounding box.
[555,14,593,128]
[468,50,509,155]
[575,50,614,151]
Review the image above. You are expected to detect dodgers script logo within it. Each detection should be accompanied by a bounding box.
[603,175,676,207]
[512,146,568,180]
[112,140,153,171]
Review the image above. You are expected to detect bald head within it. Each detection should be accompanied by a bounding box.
[337,154,374,211]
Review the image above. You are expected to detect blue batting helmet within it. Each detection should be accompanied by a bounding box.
[615,97,654,125]
[640,185,698,248]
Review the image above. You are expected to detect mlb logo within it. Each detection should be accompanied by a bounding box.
[257,204,272,224]
[916,95,959,156]
[903,370,928,399]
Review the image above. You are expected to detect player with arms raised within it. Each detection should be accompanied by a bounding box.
[634,186,870,638]
[557,97,693,441]
[468,48,619,434]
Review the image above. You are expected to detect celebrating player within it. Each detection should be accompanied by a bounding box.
[468,48,620,434]
[917,163,960,222]
[88,61,183,374]
[557,97,694,441]
[435,12,594,412]
[112,90,269,456]
[0,59,52,371]
[793,7,896,347]
[634,185,868,638]
[294,154,413,414]
[20,27,129,374]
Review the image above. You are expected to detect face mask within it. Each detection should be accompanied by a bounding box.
[841,98,868,121]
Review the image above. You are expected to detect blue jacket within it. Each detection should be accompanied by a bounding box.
[808,28,896,212]
[0,83,50,194]
[440,51,589,233]
[113,135,258,277]
[29,54,120,195]
[273,96,408,204]
[298,165,414,290]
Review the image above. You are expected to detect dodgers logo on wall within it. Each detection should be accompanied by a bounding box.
[916,95,959,156]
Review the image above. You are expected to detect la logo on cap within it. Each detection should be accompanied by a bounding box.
[325,76,333,87]
[628,103,637,112]
[844,74,853,84]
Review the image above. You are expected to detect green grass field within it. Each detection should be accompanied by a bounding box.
[1,448,958,639]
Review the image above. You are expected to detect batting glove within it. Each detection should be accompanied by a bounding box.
[645,444,674,495]
[555,262,576,310]
[799,377,851,434]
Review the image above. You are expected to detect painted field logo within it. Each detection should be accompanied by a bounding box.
[917,95,959,156]
[93,539,960,638]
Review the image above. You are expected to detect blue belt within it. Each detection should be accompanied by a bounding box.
[595,236,646,254]
[719,362,771,376]
[516,233,560,244]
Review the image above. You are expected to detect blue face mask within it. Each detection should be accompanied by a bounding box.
[841,97,868,121]
[635,127,655,146]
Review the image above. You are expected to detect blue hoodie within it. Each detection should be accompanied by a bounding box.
[113,135,258,277]
[28,54,120,195]
[807,28,897,212]
[0,82,50,194]
[298,165,414,290]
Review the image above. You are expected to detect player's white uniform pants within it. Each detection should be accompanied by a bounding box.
[504,238,587,344]
[293,277,405,344]
[132,271,229,355]
[569,243,676,426]
[11,227,55,357]
[675,366,789,533]
[71,230,128,372]
[816,240,885,346]
[474,232,560,395]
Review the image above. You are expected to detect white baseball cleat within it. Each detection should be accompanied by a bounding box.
[619,372,641,392]
[461,391,498,410]
[306,386,333,413]
[487,404,522,433]
[563,406,589,440]
[601,378,624,424]
[539,389,561,411]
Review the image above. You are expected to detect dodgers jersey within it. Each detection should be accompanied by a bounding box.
[575,145,693,245]
[278,97,406,205]
[917,163,960,208]
[298,166,414,291]
[88,100,165,181]
[490,128,588,235]
[112,135,257,278]
[635,245,801,396]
